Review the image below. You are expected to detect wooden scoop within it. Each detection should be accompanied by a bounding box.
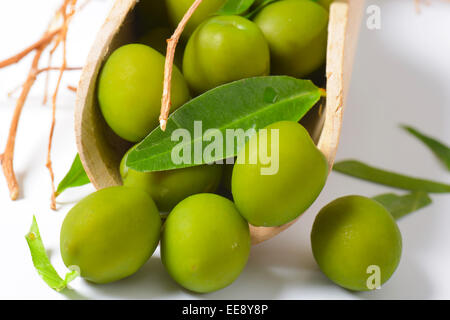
[75,0,364,245]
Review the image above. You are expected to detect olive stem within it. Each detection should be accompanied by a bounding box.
[160,0,204,131]
[319,88,327,97]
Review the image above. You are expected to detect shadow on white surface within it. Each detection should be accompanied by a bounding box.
[85,256,181,299]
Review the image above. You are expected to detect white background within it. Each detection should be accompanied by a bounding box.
[1,0,450,300]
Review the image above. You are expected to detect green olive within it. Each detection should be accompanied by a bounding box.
[311,195,402,291]
[97,44,190,142]
[183,15,270,94]
[60,186,161,284]
[253,0,328,78]
[232,121,328,227]
[120,147,223,213]
[165,0,226,37]
[161,193,251,293]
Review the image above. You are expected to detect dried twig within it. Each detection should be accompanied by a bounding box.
[0,29,61,69]
[42,55,54,105]
[6,67,81,98]
[67,85,77,92]
[0,0,84,208]
[47,0,78,210]
[159,0,204,131]
[1,49,43,200]
[37,66,81,75]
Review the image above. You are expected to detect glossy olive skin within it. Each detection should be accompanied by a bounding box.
[311,196,402,291]
[165,0,226,37]
[254,0,328,78]
[161,194,251,293]
[98,44,190,142]
[120,148,223,213]
[232,121,328,227]
[60,186,161,284]
[183,15,270,94]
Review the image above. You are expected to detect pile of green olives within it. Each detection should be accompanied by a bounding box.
[97,0,329,143]
[59,0,402,294]
[62,120,328,291]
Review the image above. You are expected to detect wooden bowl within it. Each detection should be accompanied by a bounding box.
[75,0,364,245]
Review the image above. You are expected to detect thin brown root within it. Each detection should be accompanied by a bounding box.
[47,0,77,210]
[1,49,43,200]
[6,66,81,99]
[42,54,54,105]
[159,0,204,131]
[67,85,77,92]
[0,29,61,69]
[37,66,81,75]
[0,0,85,208]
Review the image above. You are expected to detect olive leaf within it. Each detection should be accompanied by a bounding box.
[333,160,450,193]
[402,125,450,171]
[127,76,322,172]
[25,216,79,292]
[217,0,256,15]
[56,154,90,197]
[373,192,432,220]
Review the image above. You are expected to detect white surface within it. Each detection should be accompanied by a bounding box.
[1,0,450,300]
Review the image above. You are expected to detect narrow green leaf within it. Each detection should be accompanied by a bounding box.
[56,154,90,197]
[127,76,321,172]
[245,0,277,18]
[25,216,79,292]
[373,192,432,220]
[333,160,450,193]
[402,125,450,171]
[217,0,255,15]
